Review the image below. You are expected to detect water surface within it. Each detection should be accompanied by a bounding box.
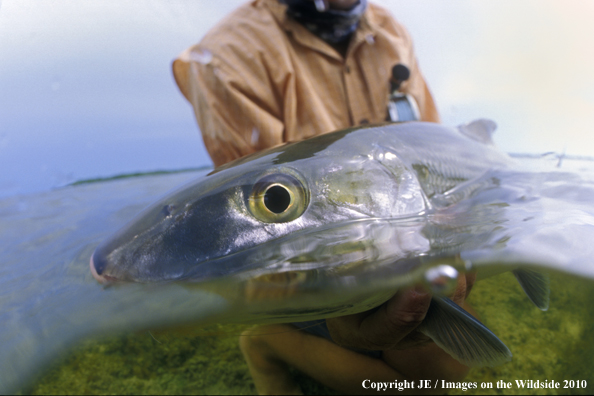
[2,156,594,394]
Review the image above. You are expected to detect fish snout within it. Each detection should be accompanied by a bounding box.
[90,250,118,284]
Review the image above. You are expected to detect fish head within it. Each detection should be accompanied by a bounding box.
[91,127,429,284]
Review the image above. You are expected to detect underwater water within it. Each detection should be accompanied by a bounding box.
[30,272,594,395]
[1,156,594,394]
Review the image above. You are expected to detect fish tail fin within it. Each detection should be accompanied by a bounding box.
[512,269,550,311]
[418,297,512,367]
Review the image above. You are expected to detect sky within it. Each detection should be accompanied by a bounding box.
[1,0,593,197]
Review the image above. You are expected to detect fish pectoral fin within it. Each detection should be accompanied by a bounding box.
[512,269,550,311]
[418,296,512,368]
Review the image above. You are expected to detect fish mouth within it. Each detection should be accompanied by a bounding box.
[88,216,431,284]
[90,251,119,284]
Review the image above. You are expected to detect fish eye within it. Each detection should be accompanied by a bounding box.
[249,173,309,223]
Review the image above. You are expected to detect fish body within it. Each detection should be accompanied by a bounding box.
[91,120,521,366]
[92,120,510,283]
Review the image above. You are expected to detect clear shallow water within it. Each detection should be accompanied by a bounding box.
[3,0,594,390]
[29,272,594,395]
[2,156,594,394]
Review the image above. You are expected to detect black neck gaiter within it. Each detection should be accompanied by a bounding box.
[282,0,368,44]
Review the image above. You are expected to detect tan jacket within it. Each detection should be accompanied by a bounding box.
[173,0,439,167]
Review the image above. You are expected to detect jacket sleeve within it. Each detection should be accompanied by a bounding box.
[172,46,285,167]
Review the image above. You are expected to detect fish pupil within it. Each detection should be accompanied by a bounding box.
[264,185,291,214]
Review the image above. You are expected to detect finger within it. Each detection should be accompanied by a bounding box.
[450,274,468,306]
[449,271,478,306]
[327,286,432,350]
[325,310,371,350]
[361,286,432,348]
[465,272,477,298]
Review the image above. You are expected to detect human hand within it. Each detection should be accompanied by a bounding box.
[326,272,476,351]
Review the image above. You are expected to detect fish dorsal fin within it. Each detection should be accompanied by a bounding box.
[512,269,550,311]
[458,119,497,145]
[418,297,512,367]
